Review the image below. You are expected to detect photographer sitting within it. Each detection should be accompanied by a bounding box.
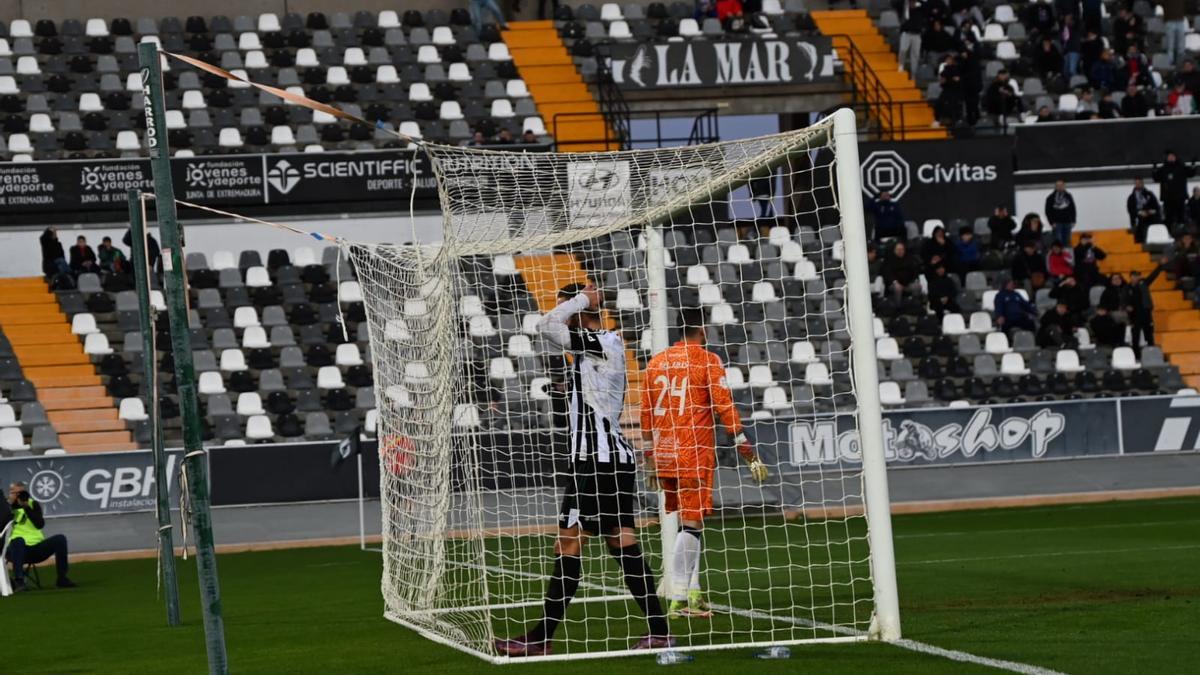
[4,482,75,591]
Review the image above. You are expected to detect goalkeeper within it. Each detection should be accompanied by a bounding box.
[494,282,671,657]
[640,308,769,619]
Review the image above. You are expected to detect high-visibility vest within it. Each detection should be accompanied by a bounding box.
[11,499,45,547]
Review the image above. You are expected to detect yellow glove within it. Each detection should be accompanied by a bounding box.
[745,457,769,484]
[735,433,768,483]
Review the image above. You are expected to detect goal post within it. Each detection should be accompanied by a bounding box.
[348,110,900,661]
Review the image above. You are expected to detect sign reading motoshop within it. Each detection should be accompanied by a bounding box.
[774,399,1119,469]
[858,138,1014,222]
[1,149,439,223]
[606,36,837,89]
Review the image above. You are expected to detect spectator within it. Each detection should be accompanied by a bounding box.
[867,243,883,280]
[1074,88,1099,119]
[1037,301,1079,348]
[1050,274,1089,320]
[1120,45,1152,89]
[866,190,906,240]
[1126,177,1163,242]
[922,224,955,271]
[1012,240,1048,282]
[3,481,75,592]
[522,129,539,144]
[896,0,927,74]
[1035,105,1055,122]
[1098,89,1121,119]
[1073,231,1106,288]
[1128,261,1167,357]
[469,0,507,33]
[96,236,127,274]
[1089,306,1126,347]
[1112,7,1144,57]
[994,277,1038,333]
[69,235,97,274]
[1120,82,1151,117]
[1061,13,1081,77]
[983,69,1022,120]
[39,227,69,277]
[1188,186,1200,227]
[751,171,777,220]
[1169,231,1200,279]
[926,262,962,318]
[715,0,744,21]
[1178,61,1200,99]
[1016,212,1048,250]
[1044,179,1077,248]
[122,228,162,274]
[1023,0,1056,37]
[1167,81,1196,116]
[1081,0,1102,34]
[494,128,515,144]
[1100,272,1133,322]
[936,53,964,125]
[958,30,983,125]
[987,205,1018,249]
[1152,151,1197,228]
[1162,0,1188,67]
[1080,28,1103,76]
[1089,49,1118,91]
[1034,36,1064,80]
[881,240,923,304]
[923,18,957,54]
[468,130,488,146]
[1046,240,1074,278]
[952,227,981,278]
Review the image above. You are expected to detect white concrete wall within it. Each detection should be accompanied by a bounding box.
[1015,178,1197,232]
[0,211,444,278]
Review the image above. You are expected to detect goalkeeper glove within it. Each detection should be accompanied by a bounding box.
[735,433,769,484]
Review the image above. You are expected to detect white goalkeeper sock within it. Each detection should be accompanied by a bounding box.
[672,526,702,602]
[689,551,702,593]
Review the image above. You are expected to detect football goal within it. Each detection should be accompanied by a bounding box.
[345,109,898,662]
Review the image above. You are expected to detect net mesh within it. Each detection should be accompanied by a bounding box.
[345,115,878,660]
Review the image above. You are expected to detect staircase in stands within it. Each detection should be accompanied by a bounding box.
[811,9,946,140]
[0,277,135,452]
[1089,229,1200,388]
[503,21,617,151]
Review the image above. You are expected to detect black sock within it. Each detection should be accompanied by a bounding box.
[527,554,581,643]
[610,543,670,637]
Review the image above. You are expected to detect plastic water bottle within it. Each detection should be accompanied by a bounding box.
[754,646,792,660]
[656,650,694,665]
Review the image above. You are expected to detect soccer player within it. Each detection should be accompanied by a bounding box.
[494,282,672,657]
[641,308,769,619]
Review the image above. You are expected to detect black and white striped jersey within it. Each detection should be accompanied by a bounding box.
[538,293,637,469]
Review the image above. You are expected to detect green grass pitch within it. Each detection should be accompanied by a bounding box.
[16,497,1198,673]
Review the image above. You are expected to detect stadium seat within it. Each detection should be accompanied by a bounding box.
[117,397,148,422]
[246,414,274,440]
[1144,225,1173,247]
[454,403,481,429]
[233,306,260,328]
[805,362,832,386]
[335,343,363,366]
[0,427,30,451]
[317,366,345,389]
[0,405,18,428]
[71,313,98,335]
[879,381,906,406]
[489,357,517,381]
[941,313,967,335]
[198,371,226,395]
[242,326,270,349]
[761,386,790,411]
[791,341,818,363]
[237,392,266,416]
[875,337,902,360]
[1000,353,1030,375]
[83,334,113,355]
[1111,347,1141,371]
[220,349,248,372]
[1055,349,1085,373]
[984,332,1011,354]
[748,365,775,388]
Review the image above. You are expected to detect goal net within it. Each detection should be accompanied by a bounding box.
[344,109,898,662]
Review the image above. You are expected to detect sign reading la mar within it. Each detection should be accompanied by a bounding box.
[607,37,836,90]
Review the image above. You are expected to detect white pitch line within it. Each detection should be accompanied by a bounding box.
[441,559,1063,674]
[898,543,1200,566]
[894,518,1200,540]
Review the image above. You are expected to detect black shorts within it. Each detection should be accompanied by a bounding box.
[557,466,637,536]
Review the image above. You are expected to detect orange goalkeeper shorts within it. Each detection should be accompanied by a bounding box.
[660,476,713,521]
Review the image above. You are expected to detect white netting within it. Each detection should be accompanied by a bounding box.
[345,113,885,661]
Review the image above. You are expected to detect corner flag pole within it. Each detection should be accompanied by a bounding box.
[128,188,181,627]
[137,43,229,672]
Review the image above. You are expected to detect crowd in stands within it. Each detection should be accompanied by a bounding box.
[886,0,1200,128]
[868,165,1200,361]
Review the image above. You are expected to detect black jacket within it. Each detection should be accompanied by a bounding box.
[1153,160,1196,204]
[1012,249,1048,281]
[988,215,1018,244]
[1100,283,1134,312]
[1126,188,1162,226]
[123,228,162,271]
[40,229,65,276]
[69,244,97,272]
[1089,313,1126,347]
[882,252,922,287]
[1044,189,1077,227]
[1131,265,1165,319]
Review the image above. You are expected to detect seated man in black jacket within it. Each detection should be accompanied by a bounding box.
[4,481,75,592]
[1089,306,1126,347]
[1037,302,1079,348]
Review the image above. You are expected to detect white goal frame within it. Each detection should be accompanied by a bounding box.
[365,108,900,662]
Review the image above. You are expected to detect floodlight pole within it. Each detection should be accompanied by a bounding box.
[128,188,181,628]
[138,43,230,673]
